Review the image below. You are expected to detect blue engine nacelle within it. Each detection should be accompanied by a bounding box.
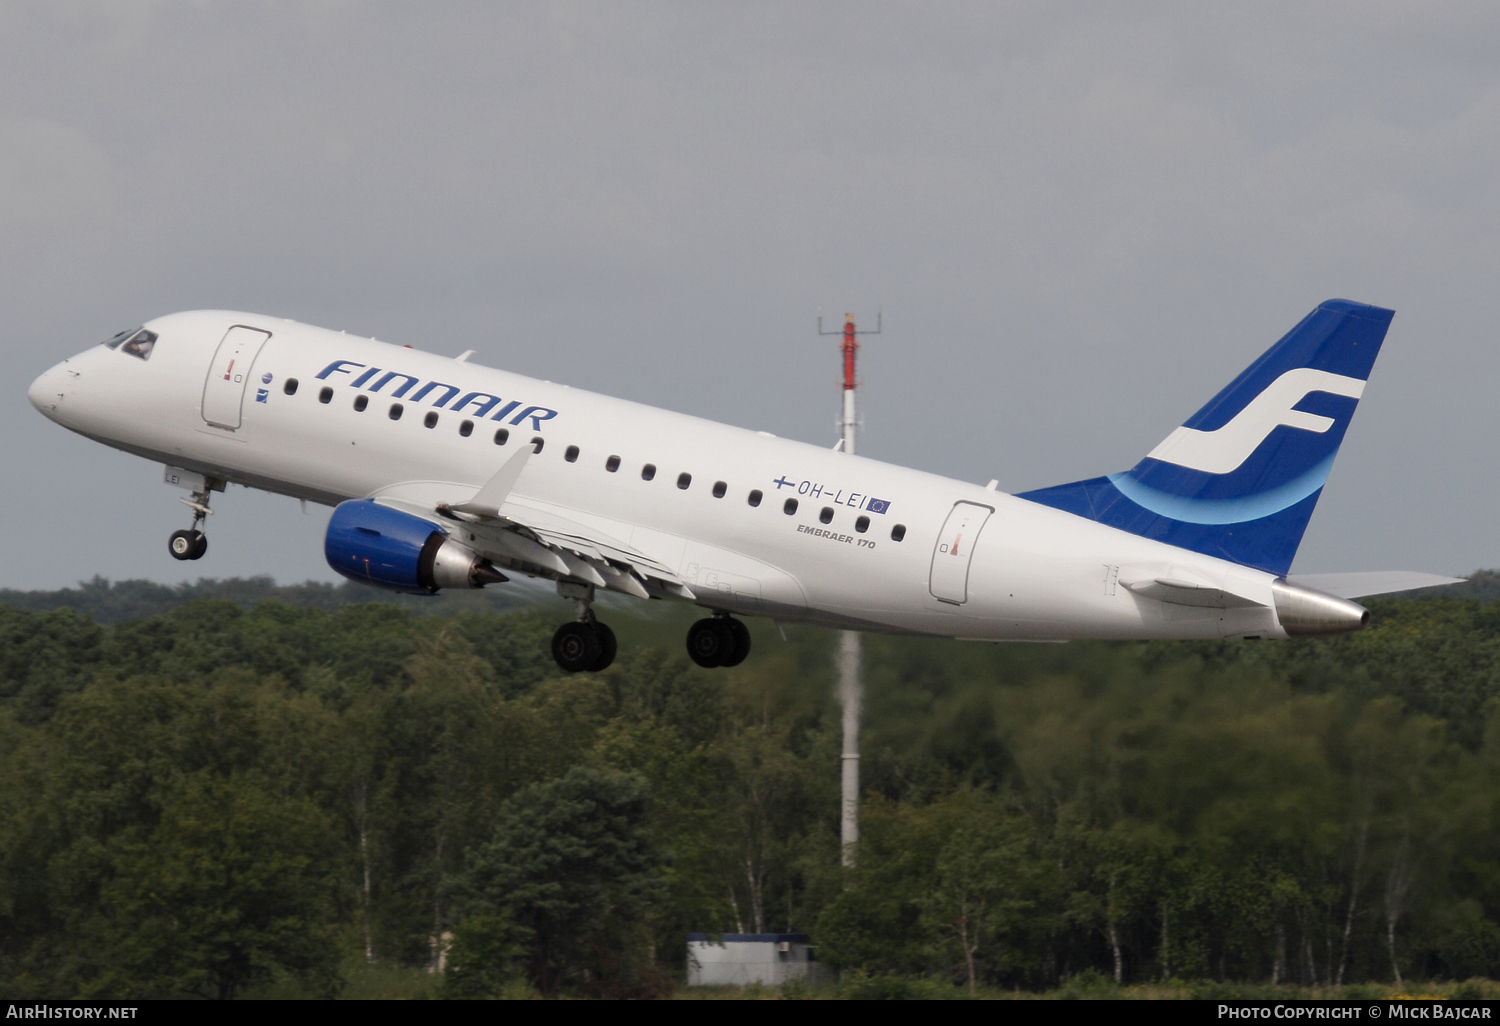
[325,499,507,594]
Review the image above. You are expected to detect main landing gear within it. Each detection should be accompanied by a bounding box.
[546,585,751,674]
[168,482,214,561]
[551,583,617,674]
[686,614,750,669]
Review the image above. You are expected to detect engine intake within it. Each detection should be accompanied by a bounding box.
[1271,578,1370,636]
[325,499,506,594]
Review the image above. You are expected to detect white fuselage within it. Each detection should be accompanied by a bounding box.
[28,310,1292,640]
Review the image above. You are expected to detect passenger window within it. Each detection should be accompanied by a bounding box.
[121,330,157,360]
[819,507,834,524]
[424,412,439,429]
[748,489,762,507]
[712,481,727,498]
[459,420,473,437]
[103,328,136,349]
[855,515,870,534]
[677,472,692,490]
[530,436,544,454]
[389,403,403,420]
[642,463,656,481]
[565,445,579,463]
[353,395,368,412]
[891,524,906,542]
[319,387,333,404]
[784,498,798,515]
[283,378,299,396]
[494,428,509,445]
[606,455,621,472]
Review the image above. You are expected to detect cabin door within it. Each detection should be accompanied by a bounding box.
[929,501,993,605]
[202,326,271,429]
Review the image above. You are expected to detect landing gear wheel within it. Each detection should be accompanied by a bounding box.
[721,618,751,667]
[590,621,617,672]
[686,617,736,668]
[169,529,207,561]
[552,621,603,674]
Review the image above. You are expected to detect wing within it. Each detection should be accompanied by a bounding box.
[367,446,696,602]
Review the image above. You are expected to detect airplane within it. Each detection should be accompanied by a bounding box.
[27,300,1459,674]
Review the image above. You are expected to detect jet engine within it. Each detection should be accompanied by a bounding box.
[325,499,506,594]
[1270,578,1370,636]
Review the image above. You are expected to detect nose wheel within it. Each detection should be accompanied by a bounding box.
[168,482,214,561]
[168,529,208,560]
[686,615,750,668]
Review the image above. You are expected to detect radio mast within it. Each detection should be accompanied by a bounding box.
[818,310,880,866]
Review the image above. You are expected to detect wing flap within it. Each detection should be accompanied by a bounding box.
[370,481,693,600]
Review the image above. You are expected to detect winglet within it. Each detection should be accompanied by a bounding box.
[447,443,535,517]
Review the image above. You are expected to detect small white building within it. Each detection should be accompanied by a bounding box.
[687,933,822,987]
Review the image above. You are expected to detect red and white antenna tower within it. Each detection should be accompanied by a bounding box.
[818,310,880,866]
[819,311,881,457]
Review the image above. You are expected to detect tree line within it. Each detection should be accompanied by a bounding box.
[0,573,535,626]
[4,582,1500,997]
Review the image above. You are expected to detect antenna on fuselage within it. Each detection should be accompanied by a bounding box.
[816,309,880,868]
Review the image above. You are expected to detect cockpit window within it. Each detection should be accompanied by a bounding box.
[103,328,137,349]
[120,329,157,361]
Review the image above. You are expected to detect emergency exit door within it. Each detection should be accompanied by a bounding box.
[202,326,270,430]
[929,501,993,604]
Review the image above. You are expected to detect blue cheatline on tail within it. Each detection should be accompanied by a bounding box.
[1018,299,1394,575]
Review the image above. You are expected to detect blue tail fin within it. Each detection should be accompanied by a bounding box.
[1018,299,1394,575]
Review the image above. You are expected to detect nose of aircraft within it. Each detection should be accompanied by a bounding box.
[28,362,66,417]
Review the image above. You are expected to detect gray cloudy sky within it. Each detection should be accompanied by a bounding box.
[4,2,1498,589]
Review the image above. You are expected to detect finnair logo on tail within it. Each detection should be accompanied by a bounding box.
[1146,368,1366,475]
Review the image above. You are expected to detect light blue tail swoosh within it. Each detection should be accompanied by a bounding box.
[1018,299,1394,574]
[1106,453,1335,526]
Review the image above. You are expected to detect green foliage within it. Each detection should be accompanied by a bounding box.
[837,970,964,999]
[451,766,666,996]
[91,771,341,999]
[443,912,526,999]
[1058,968,1117,999]
[4,582,1500,997]
[919,799,1034,991]
[0,607,104,724]
[0,574,534,625]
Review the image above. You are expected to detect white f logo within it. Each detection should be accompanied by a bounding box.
[1146,368,1366,475]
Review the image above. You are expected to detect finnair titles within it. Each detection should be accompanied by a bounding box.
[314,358,560,431]
[29,301,1458,673]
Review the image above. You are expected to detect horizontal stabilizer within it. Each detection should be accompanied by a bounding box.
[1284,571,1464,599]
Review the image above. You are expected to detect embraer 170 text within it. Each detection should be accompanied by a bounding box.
[28,301,1459,672]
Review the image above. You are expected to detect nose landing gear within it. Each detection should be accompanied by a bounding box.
[550,583,617,673]
[168,529,207,560]
[167,482,214,561]
[686,614,750,668]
